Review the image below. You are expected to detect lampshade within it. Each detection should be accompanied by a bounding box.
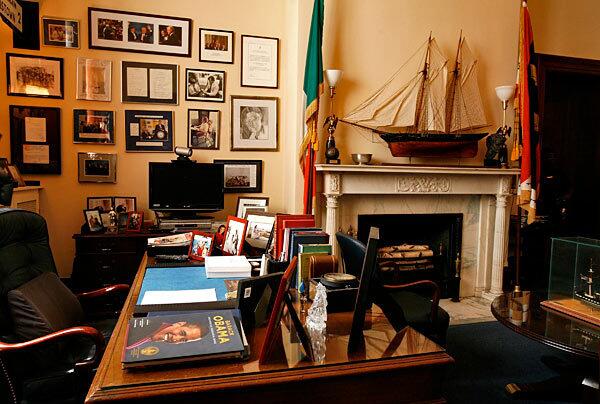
[495,85,516,102]
[325,69,343,88]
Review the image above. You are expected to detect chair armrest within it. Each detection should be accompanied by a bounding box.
[382,280,441,323]
[0,326,105,368]
[76,284,130,300]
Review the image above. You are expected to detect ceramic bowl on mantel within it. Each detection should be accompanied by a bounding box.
[351,153,372,165]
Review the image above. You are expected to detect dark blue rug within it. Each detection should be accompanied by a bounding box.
[443,321,586,403]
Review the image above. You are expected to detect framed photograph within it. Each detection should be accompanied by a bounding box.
[42,17,79,48]
[122,61,178,104]
[245,212,276,250]
[78,152,117,183]
[76,58,112,101]
[9,105,61,174]
[199,28,233,64]
[188,109,219,150]
[6,53,64,98]
[236,196,269,218]
[188,231,214,261]
[241,35,279,88]
[87,196,113,213]
[223,215,248,256]
[88,8,192,57]
[73,109,115,144]
[125,110,173,152]
[114,196,137,213]
[7,165,26,187]
[0,159,11,184]
[185,68,225,102]
[214,160,262,194]
[231,96,278,151]
[126,211,144,232]
[84,209,104,233]
[118,212,129,230]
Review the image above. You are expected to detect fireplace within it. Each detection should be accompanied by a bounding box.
[358,214,463,300]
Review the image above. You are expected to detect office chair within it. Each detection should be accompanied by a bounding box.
[336,232,450,345]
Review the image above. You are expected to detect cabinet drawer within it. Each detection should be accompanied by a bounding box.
[76,237,145,254]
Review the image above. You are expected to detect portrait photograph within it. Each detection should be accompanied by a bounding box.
[186,69,225,102]
[126,211,144,232]
[114,196,137,213]
[87,196,113,213]
[78,152,117,183]
[73,109,114,144]
[214,160,262,194]
[7,53,64,98]
[42,17,79,48]
[231,96,278,151]
[84,209,104,232]
[188,109,219,150]
[222,216,248,256]
[199,28,234,64]
[245,212,275,250]
[89,8,192,57]
[76,58,111,101]
[188,231,214,261]
[125,110,173,152]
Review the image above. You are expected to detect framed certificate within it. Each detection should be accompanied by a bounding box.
[241,35,279,88]
[121,61,178,104]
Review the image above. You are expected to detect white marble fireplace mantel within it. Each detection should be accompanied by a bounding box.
[315,164,520,299]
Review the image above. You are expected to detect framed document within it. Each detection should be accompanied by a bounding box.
[73,109,115,144]
[9,105,61,174]
[42,17,80,48]
[6,53,64,99]
[125,110,173,152]
[122,61,178,104]
[78,152,117,183]
[231,96,278,151]
[88,8,192,57]
[77,58,112,101]
[241,35,279,88]
[199,28,234,64]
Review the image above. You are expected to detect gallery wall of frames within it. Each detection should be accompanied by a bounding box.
[0,0,291,276]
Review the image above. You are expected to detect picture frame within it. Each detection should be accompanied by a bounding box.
[0,159,11,184]
[236,196,269,218]
[185,68,225,102]
[231,96,278,151]
[126,211,144,233]
[214,159,263,193]
[7,164,26,187]
[199,28,234,64]
[87,196,113,213]
[122,61,178,104]
[9,105,61,174]
[241,35,279,88]
[84,209,104,233]
[42,17,79,48]
[114,196,137,213]
[125,110,174,152]
[88,7,192,57]
[244,211,276,251]
[76,58,112,101]
[6,53,64,98]
[78,152,117,183]
[187,109,220,150]
[73,109,115,144]
[188,231,215,261]
[222,215,248,256]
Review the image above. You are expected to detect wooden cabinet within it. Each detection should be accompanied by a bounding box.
[10,186,42,213]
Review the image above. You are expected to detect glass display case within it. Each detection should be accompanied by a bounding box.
[548,237,600,307]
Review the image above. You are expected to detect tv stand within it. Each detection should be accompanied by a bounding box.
[154,211,214,231]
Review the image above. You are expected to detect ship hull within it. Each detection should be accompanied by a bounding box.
[379,132,488,158]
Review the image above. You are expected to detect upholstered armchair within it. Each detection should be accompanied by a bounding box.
[0,208,129,404]
[336,232,450,345]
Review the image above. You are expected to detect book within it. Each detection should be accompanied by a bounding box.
[122,310,246,369]
[205,256,252,278]
[289,230,329,261]
[297,243,332,290]
[283,226,321,261]
[274,214,314,258]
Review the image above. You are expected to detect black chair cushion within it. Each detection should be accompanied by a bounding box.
[335,232,366,278]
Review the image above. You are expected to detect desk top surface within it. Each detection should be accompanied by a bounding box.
[86,255,451,402]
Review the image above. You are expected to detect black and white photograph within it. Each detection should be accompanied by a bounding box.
[199,28,233,64]
[84,209,104,232]
[78,152,117,183]
[87,196,113,213]
[73,110,114,144]
[185,69,225,102]
[125,110,174,152]
[89,8,192,57]
[214,160,262,193]
[42,17,79,48]
[114,196,137,213]
[231,96,278,151]
[7,53,64,98]
[223,216,248,256]
[121,61,178,104]
[245,212,275,250]
[188,109,219,150]
[76,58,112,101]
[236,196,269,218]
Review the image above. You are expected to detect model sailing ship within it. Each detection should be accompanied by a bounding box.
[341,33,488,158]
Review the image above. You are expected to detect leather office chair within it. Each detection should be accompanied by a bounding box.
[336,232,450,345]
[0,208,129,404]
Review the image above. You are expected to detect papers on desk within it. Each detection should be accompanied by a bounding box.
[139,289,217,305]
[205,256,252,279]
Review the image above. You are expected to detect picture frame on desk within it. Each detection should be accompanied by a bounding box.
[214,159,262,193]
[6,53,64,99]
[244,211,275,252]
[222,215,247,256]
[87,196,113,213]
[126,211,143,232]
[83,209,104,233]
[7,164,26,187]
[236,196,268,218]
[114,196,136,213]
[188,231,214,261]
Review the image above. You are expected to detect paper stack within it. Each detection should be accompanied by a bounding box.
[205,255,252,278]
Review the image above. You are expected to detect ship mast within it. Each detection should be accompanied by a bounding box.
[445,31,463,133]
[413,32,432,132]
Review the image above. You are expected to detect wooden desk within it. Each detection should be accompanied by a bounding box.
[86,255,454,403]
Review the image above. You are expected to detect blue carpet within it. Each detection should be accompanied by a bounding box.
[443,321,586,403]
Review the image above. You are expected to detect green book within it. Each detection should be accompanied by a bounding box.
[297,244,332,290]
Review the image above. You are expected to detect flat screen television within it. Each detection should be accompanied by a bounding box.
[149,162,224,213]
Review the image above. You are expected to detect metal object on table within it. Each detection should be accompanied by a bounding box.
[351,153,372,165]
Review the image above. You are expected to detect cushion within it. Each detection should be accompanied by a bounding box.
[7,272,84,340]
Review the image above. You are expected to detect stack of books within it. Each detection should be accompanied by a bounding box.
[204,255,252,278]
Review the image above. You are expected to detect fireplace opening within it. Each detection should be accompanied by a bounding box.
[357,213,463,300]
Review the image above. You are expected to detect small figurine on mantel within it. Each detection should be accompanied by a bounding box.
[484,126,510,168]
[324,115,340,165]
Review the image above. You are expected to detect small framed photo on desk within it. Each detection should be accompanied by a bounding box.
[188,231,214,261]
[126,211,143,232]
[222,215,247,256]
